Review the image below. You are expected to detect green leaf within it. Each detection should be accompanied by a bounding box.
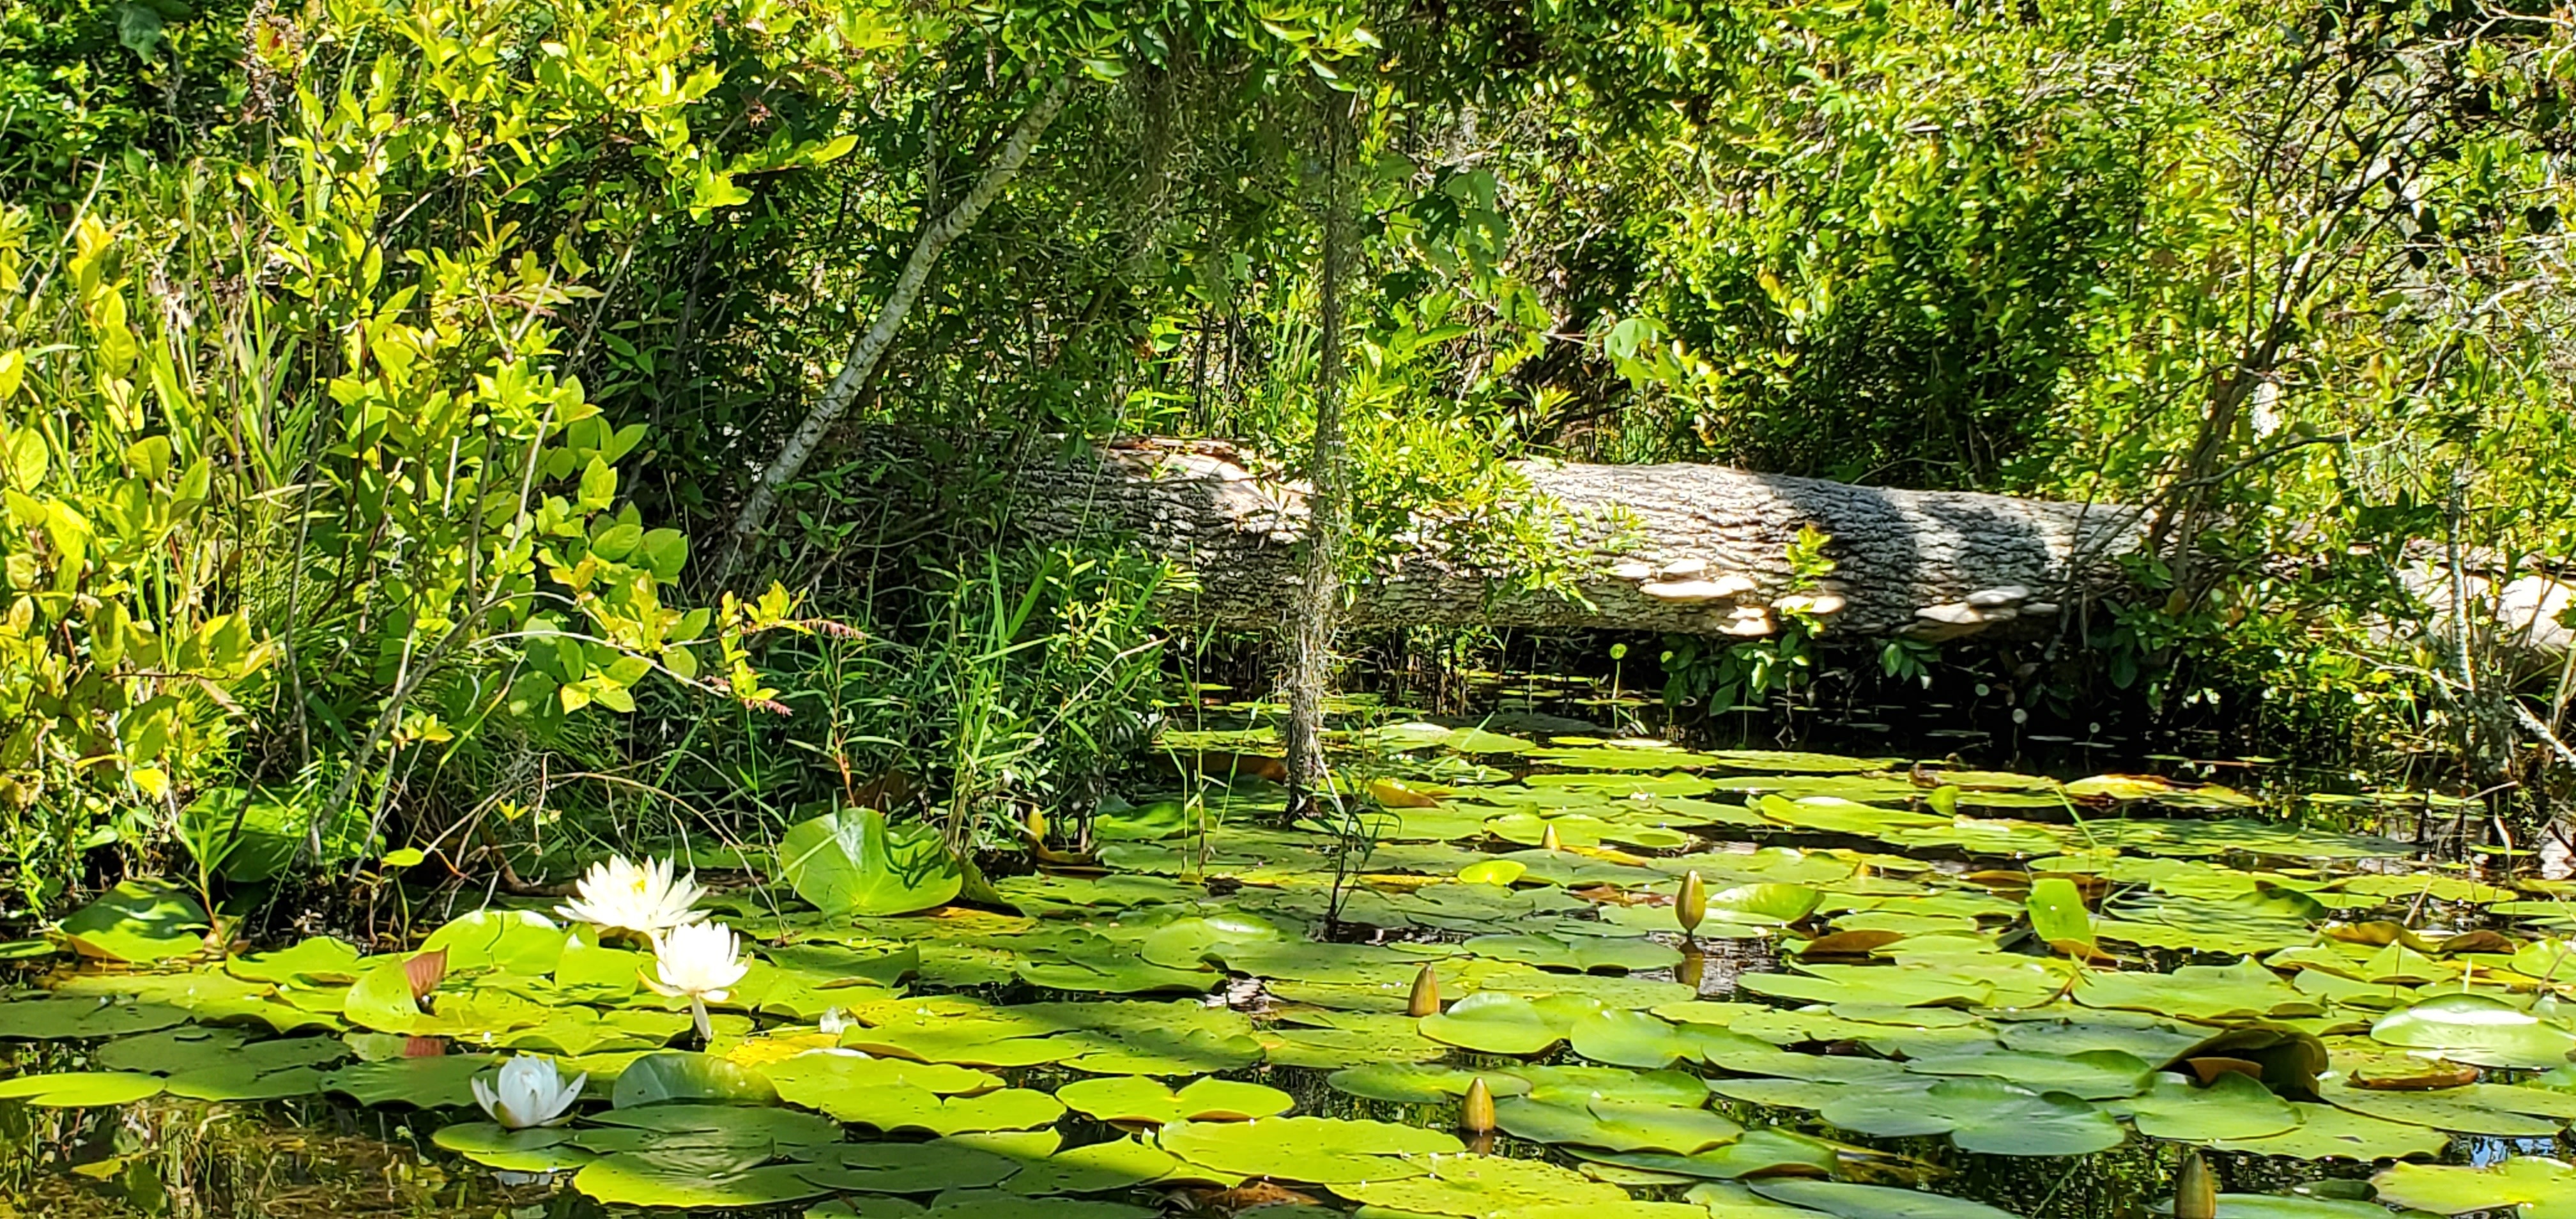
[2372,1158,2576,1218]
[59,880,207,963]
[0,1070,164,1107]
[778,808,963,916]
[612,1052,778,1108]
[1750,1182,2025,1219]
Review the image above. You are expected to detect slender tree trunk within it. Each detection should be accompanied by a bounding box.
[717,74,1076,581]
[1282,88,1357,811]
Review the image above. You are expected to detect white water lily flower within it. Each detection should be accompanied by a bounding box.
[645,921,749,1041]
[471,1055,587,1130]
[556,855,707,939]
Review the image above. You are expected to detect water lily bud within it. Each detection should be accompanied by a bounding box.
[1676,944,1707,990]
[1677,871,1708,935]
[1540,823,1562,852]
[404,948,448,1007]
[1460,1077,1495,1135]
[2174,1150,2217,1219]
[1026,808,1048,843]
[1407,964,1442,1017]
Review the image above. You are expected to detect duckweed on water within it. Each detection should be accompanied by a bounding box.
[1,732,2570,1216]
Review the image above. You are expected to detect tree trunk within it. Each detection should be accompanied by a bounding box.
[718,74,1077,582]
[985,436,2150,642]
[1282,87,1356,801]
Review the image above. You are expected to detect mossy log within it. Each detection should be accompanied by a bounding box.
[998,437,2148,641]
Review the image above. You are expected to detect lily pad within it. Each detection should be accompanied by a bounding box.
[1158,1116,1462,1183]
[2372,994,2576,1069]
[0,1070,165,1107]
[2114,1071,2299,1142]
[2372,1157,2576,1217]
[1816,1077,2125,1156]
[779,808,964,916]
[1750,1181,2024,1219]
[1054,1076,1292,1124]
[1495,1097,1745,1154]
[59,881,207,963]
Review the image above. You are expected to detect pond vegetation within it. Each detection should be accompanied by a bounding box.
[4,0,2576,1213]
[6,712,2575,1218]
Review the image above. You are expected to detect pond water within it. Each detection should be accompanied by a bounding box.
[0,701,2565,1219]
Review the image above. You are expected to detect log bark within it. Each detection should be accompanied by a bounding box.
[995,436,2151,642]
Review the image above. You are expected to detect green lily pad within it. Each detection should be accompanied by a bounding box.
[0,1070,165,1107]
[793,1142,1022,1193]
[613,1052,778,1108]
[1569,1009,1767,1070]
[1054,1076,1292,1124]
[1899,1049,2152,1100]
[1326,1064,1535,1104]
[1000,1137,1179,1195]
[2074,960,2320,1023]
[422,909,567,975]
[1816,1077,2125,1156]
[2206,1101,2451,1160]
[2315,1080,2563,1137]
[318,1054,500,1108]
[1158,1116,1462,1183]
[1494,1097,1745,1153]
[1420,992,1598,1055]
[1332,1153,1630,1213]
[2113,1071,2299,1142]
[1749,1181,2025,1219]
[779,808,963,916]
[574,1147,827,1209]
[2372,1157,2576,1217]
[0,999,188,1042]
[59,881,207,964]
[433,1122,598,1172]
[2372,994,2576,1069]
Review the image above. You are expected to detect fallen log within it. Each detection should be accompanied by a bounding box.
[999,437,2149,641]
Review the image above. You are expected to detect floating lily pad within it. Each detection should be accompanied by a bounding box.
[2114,1071,2299,1142]
[2206,1101,2451,1160]
[1332,1152,1630,1213]
[59,881,207,964]
[1000,1138,1179,1195]
[793,1142,1021,1193]
[0,1070,165,1107]
[2372,1156,2576,1217]
[1420,992,1598,1055]
[2372,994,2576,1069]
[1816,1077,2125,1156]
[1158,1116,1461,1183]
[779,808,963,916]
[613,1052,778,1108]
[1327,1064,1535,1104]
[1054,1076,1292,1124]
[1750,1181,2025,1219]
[574,1147,827,1209]
[1495,1097,1745,1154]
